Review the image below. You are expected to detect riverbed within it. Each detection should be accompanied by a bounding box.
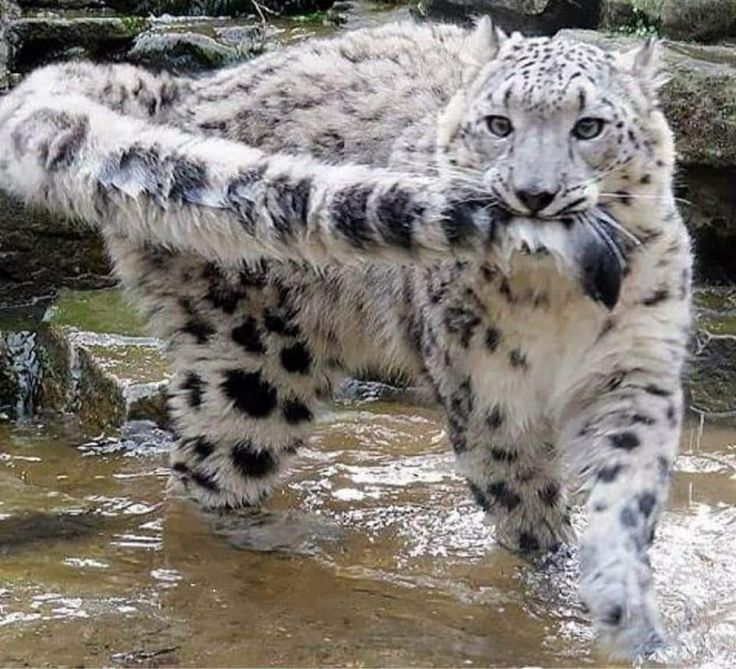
[1,403,734,667]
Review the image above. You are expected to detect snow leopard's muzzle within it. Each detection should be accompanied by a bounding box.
[496,208,627,310]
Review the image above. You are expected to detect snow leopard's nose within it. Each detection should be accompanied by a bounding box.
[515,188,558,214]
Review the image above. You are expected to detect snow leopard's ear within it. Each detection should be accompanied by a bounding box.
[462,16,507,72]
[615,38,666,97]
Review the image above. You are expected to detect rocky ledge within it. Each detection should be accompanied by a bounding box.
[419,0,736,43]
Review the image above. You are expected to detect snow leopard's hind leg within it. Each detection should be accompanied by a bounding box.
[109,237,327,509]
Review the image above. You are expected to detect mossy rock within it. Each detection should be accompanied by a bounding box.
[9,16,151,71]
[0,336,20,420]
[417,0,602,33]
[688,288,736,419]
[104,0,334,17]
[35,324,73,415]
[45,289,147,338]
[73,345,127,436]
[602,0,736,43]
[0,193,114,307]
[128,29,260,71]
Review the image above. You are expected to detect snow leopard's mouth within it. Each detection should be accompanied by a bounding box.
[499,208,628,310]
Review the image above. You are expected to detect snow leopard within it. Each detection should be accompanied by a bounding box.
[0,17,692,659]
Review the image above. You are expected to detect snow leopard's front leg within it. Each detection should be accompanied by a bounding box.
[443,378,575,554]
[558,276,691,657]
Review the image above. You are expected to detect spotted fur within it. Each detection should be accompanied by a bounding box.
[0,18,692,660]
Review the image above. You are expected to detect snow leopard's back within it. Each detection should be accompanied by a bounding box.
[183,21,467,166]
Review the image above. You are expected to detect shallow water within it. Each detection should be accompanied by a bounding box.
[0,403,734,668]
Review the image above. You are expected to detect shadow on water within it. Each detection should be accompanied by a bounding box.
[0,403,734,667]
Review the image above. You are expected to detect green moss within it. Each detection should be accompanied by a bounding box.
[698,314,736,337]
[45,289,147,337]
[120,16,149,35]
[695,288,735,311]
[694,288,736,335]
[609,10,659,37]
[85,343,170,385]
[291,10,327,22]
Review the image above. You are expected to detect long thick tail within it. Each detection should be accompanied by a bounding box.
[0,65,501,267]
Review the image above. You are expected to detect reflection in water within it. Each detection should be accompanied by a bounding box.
[0,404,734,667]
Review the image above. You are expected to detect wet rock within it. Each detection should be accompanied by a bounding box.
[689,288,736,420]
[9,16,150,71]
[128,27,262,71]
[104,0,333,17]
[0,0,20,89]
[0,305,45,422]
[35,323,73,414]
[126,381,169,427]
[417,0,603,34]
[336,378,435,406]
[0,193,114,307]
[16,0,106,8]
[0,511,102,553]
[602,0,736,43]
[1,290,170,433]
[214,21,266,49]
[62,329,170,434]
[0,336,20,420]
[73,345,127,435]
[0,330,42,420]
[325,1,353,25]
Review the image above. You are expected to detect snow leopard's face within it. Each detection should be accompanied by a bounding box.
[438,26,674,226]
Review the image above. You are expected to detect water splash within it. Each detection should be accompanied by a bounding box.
[0,331,42,420]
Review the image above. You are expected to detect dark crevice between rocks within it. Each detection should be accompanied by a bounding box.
[677,165,736,285]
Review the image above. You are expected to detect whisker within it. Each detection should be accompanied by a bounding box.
[594,208,642,246]
[587,215,627,269]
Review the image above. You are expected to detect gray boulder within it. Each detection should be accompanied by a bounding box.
[602,0,736,43]
[103,0,333,17]
[417,0,603,34]
[128,26,264,71]
[0,0,19,89]
[9,16,150,71]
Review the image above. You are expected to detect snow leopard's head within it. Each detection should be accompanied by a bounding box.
[438,18,674,230]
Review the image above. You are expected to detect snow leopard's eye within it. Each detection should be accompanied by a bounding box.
[572,117,606,140]
[485,115,513,138]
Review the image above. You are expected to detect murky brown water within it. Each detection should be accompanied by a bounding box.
[0,403,734,667]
